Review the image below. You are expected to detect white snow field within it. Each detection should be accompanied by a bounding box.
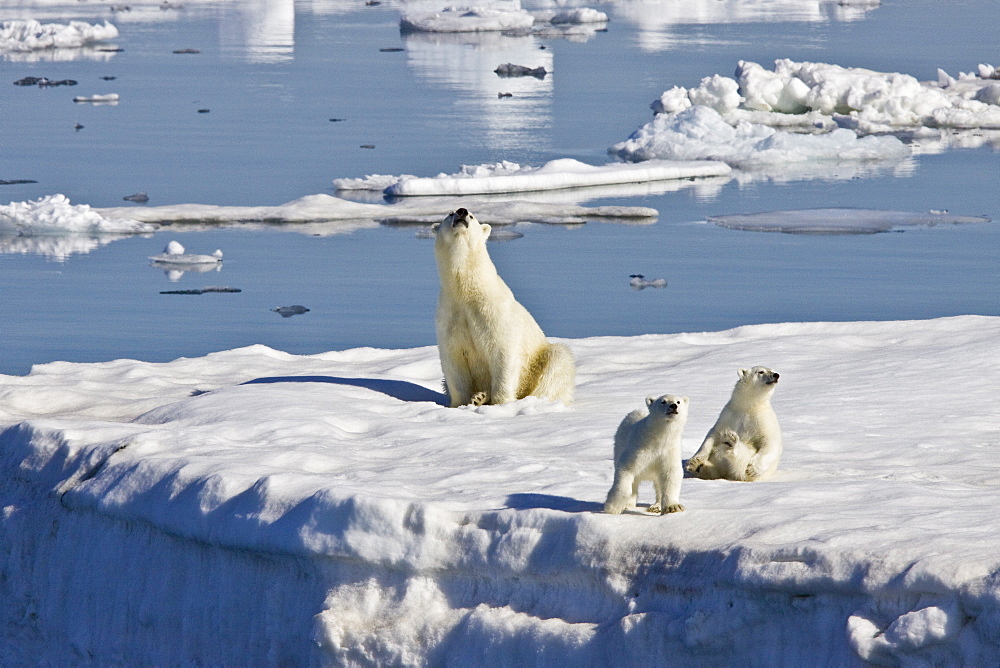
[0,19,118,52]
[334,159,732,196]
[2,315,999,664]
[612,59,1000,165]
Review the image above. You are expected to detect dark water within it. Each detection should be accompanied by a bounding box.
[1,0,997,375]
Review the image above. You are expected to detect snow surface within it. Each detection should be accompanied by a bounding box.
[613,59,1000,166]
[707,208,992,234]
[2,316,1000,663]
[335,159,731,196]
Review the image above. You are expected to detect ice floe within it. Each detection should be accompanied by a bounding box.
[149,240,224,264]
[0,194,153,236]
[0,19,119,52]
[706,208,992,235]
[400,6,536,33]
[617,60,1000,166]
[335,158,732,196]
[611,105,910,168]
[2,316,1000,663]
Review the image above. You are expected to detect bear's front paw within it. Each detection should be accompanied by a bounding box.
[646,504,660,514]
[685,457,705,473]
[604,501,625,515]
[744,463,760,481]
[469,391,488,406]
[660,503,685,515]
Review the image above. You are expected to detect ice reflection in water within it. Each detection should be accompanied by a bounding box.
[402,31,553,153]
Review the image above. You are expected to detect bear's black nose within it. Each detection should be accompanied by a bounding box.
[772,373,779,380]
[455,208,468,219]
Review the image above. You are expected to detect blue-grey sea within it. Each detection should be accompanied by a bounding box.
[1,0,997,376]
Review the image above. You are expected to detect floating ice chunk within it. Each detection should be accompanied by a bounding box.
[0,194,151,235]
[0,19,118,52]
[149,243,223,265]
[400,7,535,33]
[707,208,991,235]
[383,158,731,196]
[272,305,310,318]
[536,8,608,24]
[73,93,119,104]
[611,105,909,167]
[629,274,666,289]
[652,75,743,114]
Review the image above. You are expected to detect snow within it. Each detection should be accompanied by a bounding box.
[335,159,732,196]
[0,19,118,52]
[2,315,1000,663]
[707,208,992,234]
[614,59,1000,167]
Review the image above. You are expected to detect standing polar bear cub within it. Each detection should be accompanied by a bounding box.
[686,366,782,481]
[433,208,575,407]
[605,395,689,515]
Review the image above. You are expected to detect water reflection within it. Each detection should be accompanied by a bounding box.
[402,31,553,152]
[604,0,881,52]
[0,234,130,261]
[218,0,294,63]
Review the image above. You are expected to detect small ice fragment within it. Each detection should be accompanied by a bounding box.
[123,192,148,203]
[165,240,184,254]
[273,305,310,318]
[629,274,667,289]
[494,64,547,79]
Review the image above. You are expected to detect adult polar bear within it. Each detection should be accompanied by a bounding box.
[433,208,575,407]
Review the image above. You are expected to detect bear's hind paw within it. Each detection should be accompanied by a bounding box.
[646,504,660,514]
[660,503,685,515]
[685,457,705,473]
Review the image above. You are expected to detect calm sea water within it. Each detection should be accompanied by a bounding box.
[1,0,997,375]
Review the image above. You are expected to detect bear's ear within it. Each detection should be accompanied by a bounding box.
[481,223,492,240]
[646,396,655,406]
[431,223,440,233]
[738,368,749,379]
[682,396,689,404]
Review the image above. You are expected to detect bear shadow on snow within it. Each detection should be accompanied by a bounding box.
[504,493,603,514]
[241,376,448,405]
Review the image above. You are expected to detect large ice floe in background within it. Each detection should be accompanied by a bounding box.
[2,316,1000,663]
[334,158,731,196]
[0,19,119,53]
[613,59,1000,165]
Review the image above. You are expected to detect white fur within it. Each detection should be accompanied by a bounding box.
[433,208,575,407]
[686,366,782,481]
[605,395,689,515]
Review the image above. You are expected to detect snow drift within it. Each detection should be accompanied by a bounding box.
[2,316,1000,664]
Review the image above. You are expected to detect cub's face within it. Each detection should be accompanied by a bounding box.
[645,394,689,420]
[433,208,492,249]
[738,366,780,389]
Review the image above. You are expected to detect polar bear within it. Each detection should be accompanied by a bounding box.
[433,208,575,407]
[686,366,782,481]
[605,394,689,515]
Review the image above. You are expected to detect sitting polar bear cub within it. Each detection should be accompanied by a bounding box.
[686,366,782,481]
[605,395,689,515]
[433,208,575,407]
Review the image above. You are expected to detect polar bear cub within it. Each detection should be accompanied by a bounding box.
[605,395,689,515]
[686,366,782,481]
[433,208,575,407]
